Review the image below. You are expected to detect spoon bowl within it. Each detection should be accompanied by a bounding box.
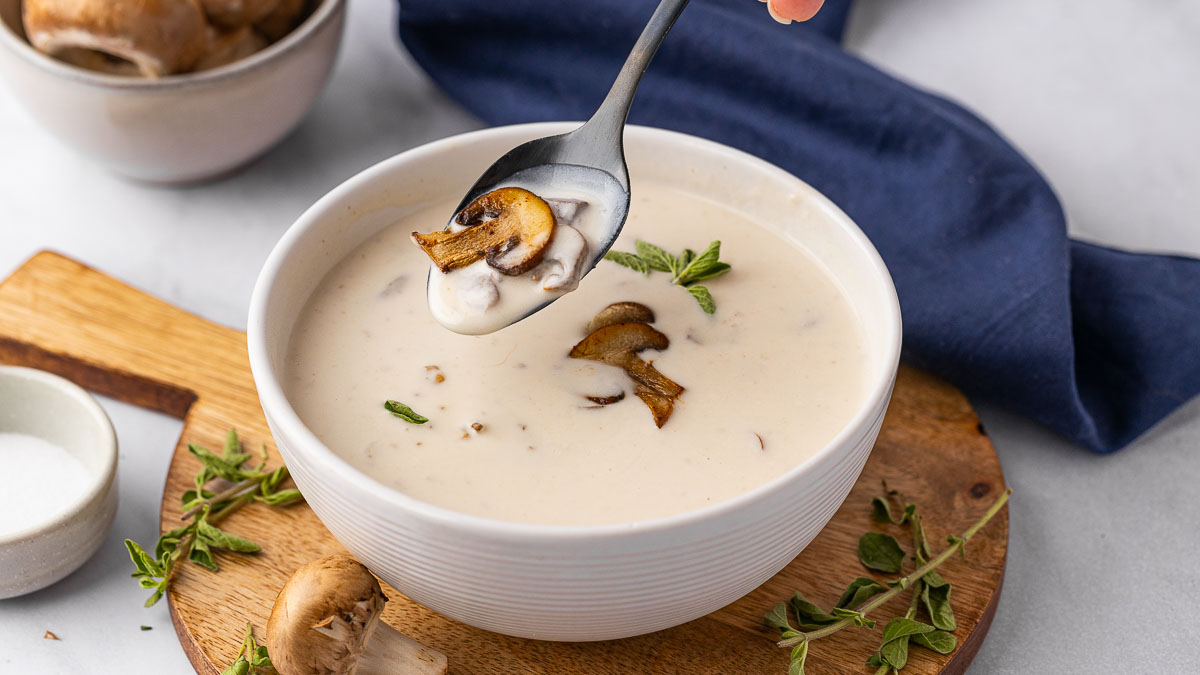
[426,0,690,333]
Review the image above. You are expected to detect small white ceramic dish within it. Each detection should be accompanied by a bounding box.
[248,123,902,641]
[0,365,118,599]
[0,0,345,183]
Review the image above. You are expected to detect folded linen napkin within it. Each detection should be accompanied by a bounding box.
[397,0,1200,452]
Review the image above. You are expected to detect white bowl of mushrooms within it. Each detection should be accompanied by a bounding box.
[0,0,344,183]
[249,123,902,641]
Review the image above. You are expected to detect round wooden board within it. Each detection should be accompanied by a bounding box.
[0,252,1009,675]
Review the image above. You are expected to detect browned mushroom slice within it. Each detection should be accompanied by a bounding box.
[585,301,656,334]
[412,187,556,275]
[634,385,675,429]
[570,321,668,361]
[585,392,626,406]
[626,359,685,399]
[569,322,684,426]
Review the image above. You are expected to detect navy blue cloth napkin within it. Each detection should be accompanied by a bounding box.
[397,0,1200,452]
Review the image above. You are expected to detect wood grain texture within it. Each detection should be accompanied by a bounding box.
[0,251,1008,674]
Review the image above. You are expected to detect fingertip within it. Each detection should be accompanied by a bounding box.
[768,0,825,23]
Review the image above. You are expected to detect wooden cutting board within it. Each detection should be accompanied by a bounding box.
[0,251,1008,674]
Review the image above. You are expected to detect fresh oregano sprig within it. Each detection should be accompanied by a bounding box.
[220,622,275,675]
[126,429,304,607]
[764,487,1011,674]
[603,239,730,314]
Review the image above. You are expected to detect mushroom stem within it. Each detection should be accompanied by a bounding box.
[355,623,448,675]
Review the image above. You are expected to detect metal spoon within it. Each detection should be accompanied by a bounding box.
[429,0,691,333]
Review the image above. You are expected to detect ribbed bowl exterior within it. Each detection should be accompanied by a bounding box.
[250,123,902,642]
[266,380,890,640]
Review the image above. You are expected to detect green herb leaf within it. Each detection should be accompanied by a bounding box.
[255,488,303,506]
[682,262,731,284]
[249,645,272,668]
[865,653,884,668]
[222,429,240,459]
[835,577,889,610]
[605,240,730,313]
[144,583,165,608]
[687,285,716,314]
[198,520,261,553]
[788,638,808,675]
[677,248,696,272]
[220,657,250,675]
[603,250,650,275]
[921,577,956,630]
[188,539,219,572]
[155,524,193,560]
[880,635,910,669]
[911,513,933,562]
[870,497,892,523]
[384,400,428,424]
[923,570,949,588]
[140,625,152,631]
[676,240,721,282]
[125,539,163,578]
[871,497,915,525]
[880,617,935,643]
[188,444,248,482]
[876,618,934,670]
[763,602,794,632]
[912,629,957,654]
[858,532,905,573]
[218,623,274,675]
[789,592,838,627]
[635,240,676,273]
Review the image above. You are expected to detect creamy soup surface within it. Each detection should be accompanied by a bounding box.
[285,182,870,526]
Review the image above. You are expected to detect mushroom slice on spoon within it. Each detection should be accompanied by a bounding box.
[412,187,556,276]
[267,555,447,675]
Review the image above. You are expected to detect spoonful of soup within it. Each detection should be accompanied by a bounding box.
[412,0,690,335]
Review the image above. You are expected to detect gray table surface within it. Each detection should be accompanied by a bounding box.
[1,1,1197,672]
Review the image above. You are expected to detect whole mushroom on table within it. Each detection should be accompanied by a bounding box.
[267,555,447,675]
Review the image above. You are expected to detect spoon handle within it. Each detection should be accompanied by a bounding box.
[583,0,691,143]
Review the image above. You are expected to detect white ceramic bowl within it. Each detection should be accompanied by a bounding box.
[0,0,344,183]
[248,123,902,641]
[0,365,118,599]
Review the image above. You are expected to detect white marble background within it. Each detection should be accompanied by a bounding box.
[1,0,1197,672]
